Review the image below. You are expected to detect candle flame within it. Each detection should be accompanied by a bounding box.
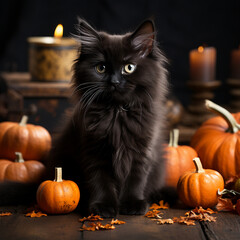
[198,46,204,53]
[54,24,63,38]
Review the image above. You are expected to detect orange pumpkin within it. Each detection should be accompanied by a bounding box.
[0,115,51,161]
[191,100,240,180]
[0,152,46,183]
[177,157,224,208]
[36,167,80,214]
[165,129,197,188]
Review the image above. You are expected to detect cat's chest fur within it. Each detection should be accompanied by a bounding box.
[85,104,148,148]
[82,104,153,179]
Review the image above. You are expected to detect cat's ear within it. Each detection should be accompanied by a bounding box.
[130,19,156,58]
[73,18,100,52]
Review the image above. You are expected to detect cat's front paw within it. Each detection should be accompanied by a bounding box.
[89,202,118,218]
[120,199,148,215]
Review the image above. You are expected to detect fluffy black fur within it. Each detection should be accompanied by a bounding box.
[0,19,176,217]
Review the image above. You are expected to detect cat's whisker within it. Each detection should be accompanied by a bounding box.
[80,88,102,107]
[72,82,104,96]
[142,89,153,108]
[82,88,103,110]
[82,89,103,128]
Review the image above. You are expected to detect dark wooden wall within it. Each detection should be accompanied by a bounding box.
[0,0,240,107]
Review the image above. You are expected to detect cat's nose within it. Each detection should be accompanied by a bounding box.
[111,75,120,86]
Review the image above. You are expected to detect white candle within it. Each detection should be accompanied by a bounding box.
[189,46,216,82]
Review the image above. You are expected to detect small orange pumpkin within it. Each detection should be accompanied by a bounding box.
[165,129,197,188]
[0,152,46,183]
[0,115,51,161]
[177,157,224,208]
[191,100,240,180]
[36,167,80,214]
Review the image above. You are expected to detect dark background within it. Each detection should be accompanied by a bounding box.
[0,0,240,107]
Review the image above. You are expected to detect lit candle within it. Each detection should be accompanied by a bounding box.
[189,46,216,82]
[28,24,79,82]
[230,46,240,79]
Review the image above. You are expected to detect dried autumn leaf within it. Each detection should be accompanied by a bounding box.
[185,211,202,220]
[98,223,115,230]
[185,207,216,216]
[185,212,216,222]
[111,219,126,225]
[25,211,47,218]
[216,198,235,212]
[149,203,161,210]
[159,200,169,209]
[184,207,217,223]
[157,219,174,225]
[173,216,196,226]
[145,210,162,218]
[201,213,217,222]
[0,212,12,217]
[195,206,217,214]
[80,223,96,231]
[80,222,115,231]
[79,214,103,222]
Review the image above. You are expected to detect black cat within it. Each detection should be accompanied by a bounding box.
[47,18,174,217]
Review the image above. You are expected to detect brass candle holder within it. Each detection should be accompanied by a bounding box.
[182,80,221,126]
[28,37,78,82]
[227,78,240,111]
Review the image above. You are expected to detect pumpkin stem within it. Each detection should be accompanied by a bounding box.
[169,129,179,147]
[205,100,240,133]
[54,167,63,182]
[193,157,205,173]
[15,152,25,163]
[19,115,28,126]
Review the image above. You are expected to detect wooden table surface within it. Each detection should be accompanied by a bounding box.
[0,205,240,240]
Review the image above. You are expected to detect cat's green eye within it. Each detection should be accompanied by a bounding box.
[95,64,106,74]
[122,64,136,75]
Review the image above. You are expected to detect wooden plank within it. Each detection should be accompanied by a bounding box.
[0,205,206,240]
[199,211,240,240]
[8,81,72,97]
[1,72,71,97]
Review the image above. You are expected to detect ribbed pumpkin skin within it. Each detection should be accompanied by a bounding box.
[0,121,51,161]
[191,114,240,180]
[177,168,224,208]
[36,180,80,214]
[165,145,197,188]
[0,159,46,183]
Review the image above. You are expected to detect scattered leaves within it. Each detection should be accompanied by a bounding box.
[25,210,47,218]
[173,207,217,225]
[80,222,116,231]
[157,219,174,225]
[149,203,161,210]
[159,200,169,209]
[216,197,235,212]
[173,216,196,226]
[0,212,12,217]
[145,209,162,218]
[79,214,125,231]
[149,200,169,210]
[192,206,217,215]
[80,223,96,231]
[111,219,126,225]
[146,204,217,227]
[79,214,103,222]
